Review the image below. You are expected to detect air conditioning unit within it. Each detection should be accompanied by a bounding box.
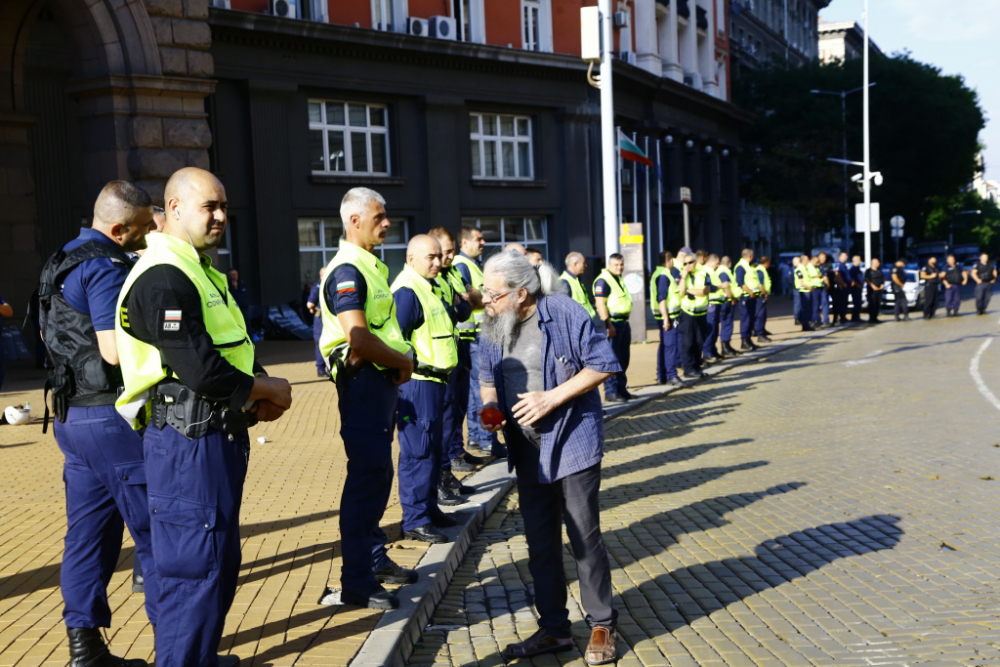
[614,11,629,28]
[407,17,429,36]
[269,0,296,18]
[618,50,636,65]
[429,15,457,40]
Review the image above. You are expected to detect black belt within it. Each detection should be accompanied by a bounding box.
[414,367,452,382]
[68,391,119,408]
[610,314,630,321]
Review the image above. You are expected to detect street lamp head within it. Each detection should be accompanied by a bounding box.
[665,134,674,144]
[685,139,694,149]
[705,145,713,154]
[873,172,883,187]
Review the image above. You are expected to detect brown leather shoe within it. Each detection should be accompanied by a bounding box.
[584,626,617,665]
[501,628,573,660]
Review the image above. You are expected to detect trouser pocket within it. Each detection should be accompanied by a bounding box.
[149,493,217,579]
[114,460,151,532]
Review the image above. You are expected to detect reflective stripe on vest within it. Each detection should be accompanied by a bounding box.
[115,232,255,428]
[452,254,485,336]
[681,268,710,316]
[805,263,823,288]
[736,258,760,293]
[319,241,410,379]
[594,269,632,317]
[649,267,666,318]
[795,266,812,292]
[561,271,597,317]
[758,267,772,293]
[391,265,458,383]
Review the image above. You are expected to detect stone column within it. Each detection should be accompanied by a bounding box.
[700,0,719,97]
[634,0,662,76]
[680,7,700,88]
[661,0,683,82]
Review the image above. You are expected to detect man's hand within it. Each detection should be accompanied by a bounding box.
[606,322,616,338]
[662,318,671,331]
[251,399,286,422]
[251,376,293,410]
[394,357,414,386]
[478,402,506,433]
[512,391,560,427]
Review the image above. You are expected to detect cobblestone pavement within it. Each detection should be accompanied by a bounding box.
[412,304,1000,667]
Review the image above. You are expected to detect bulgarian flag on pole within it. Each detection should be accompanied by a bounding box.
[618,129,654,167]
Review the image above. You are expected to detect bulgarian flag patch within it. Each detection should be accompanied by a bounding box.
[618,130,654,167]
[337,281,357,294]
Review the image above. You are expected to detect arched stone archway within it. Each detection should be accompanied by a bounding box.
[0,0,214,313]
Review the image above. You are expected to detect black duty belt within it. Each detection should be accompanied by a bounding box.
[610,314,630,321]
[414,367,452,382]
[152,382,256,439]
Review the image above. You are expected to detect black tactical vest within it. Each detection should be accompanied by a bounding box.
[38,240,131,413]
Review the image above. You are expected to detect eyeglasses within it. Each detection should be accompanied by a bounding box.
[684,260,695,265]
[481,287,512,302]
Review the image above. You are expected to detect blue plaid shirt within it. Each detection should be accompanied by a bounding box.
[479,293,621,483]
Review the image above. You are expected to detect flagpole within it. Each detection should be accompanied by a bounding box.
[644,135,651,271]
[600,0,618,258]
[632,132,638,234]
[657,139,663,259]
[616,126,622,233]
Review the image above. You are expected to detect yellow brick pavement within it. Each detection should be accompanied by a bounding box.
[0,297,803,667]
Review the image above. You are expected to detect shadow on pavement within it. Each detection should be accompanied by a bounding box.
[601,438,754,480]
[599,461,770,513]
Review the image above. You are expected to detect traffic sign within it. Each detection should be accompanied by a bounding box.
[890,215,905,230]
[855,202,881,233]
[679,187,691,203]
[890,228,904,238]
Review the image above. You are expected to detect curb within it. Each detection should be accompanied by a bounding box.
[348,322,852,667]
[349,460,515,667]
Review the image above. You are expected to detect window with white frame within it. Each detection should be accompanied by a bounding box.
[521,0,552,52]
[470,113,534,180]
[308,100,390,176]
[452,0,485,43]
[372,0,392,31]
[461,216,547,261]
[298,217,410,284]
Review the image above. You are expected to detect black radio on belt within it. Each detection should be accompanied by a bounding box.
[153,382,256,439]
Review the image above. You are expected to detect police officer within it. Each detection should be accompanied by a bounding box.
[920,257,943,319]
[807,255,825,327]
[942,254,968,316]
[318,187,420,610]
[453,227,504,457]
[831,252,851,325]
[593,253,632,402]
[794,254,815,332]
[754,256,772,344]
[115,168,293,666]
[849,255,865,322]
[391,235,461,544]
[560,252,604,333]
[40,181,156,667]
[427,227,479,500]
[651,251,683,386]
[734,248,760,351]
[678,253,712,378]
[816,252,832,327]
[306,267,327,377]
[972,252,997,315]
[891,259,910,321]
[864,257,886,323]
[703,254,734,361]
[717,256,740,357]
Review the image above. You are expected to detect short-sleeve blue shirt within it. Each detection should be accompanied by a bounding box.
[323,264,367,314]
[61,228,130,332]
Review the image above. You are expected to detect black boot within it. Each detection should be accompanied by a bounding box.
[722,342,740,356]
[68,628,147,667]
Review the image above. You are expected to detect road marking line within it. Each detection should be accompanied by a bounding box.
[845,350,883,367]
[969,338,1000,413]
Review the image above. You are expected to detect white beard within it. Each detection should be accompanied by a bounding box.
[480,305,521,350]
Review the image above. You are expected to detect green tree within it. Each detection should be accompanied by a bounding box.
[925,191,1000,253]
[735,53,985,251]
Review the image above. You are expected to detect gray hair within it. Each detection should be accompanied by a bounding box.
[340,187,386,224]
[484,250,561,298]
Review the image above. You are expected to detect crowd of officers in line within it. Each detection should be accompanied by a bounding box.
[788,251,997,329]
[47,169,1000,667]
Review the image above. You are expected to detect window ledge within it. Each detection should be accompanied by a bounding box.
[470,179,547,188]
[310,174,405,186]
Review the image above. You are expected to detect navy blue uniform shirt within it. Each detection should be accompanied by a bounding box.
[323,265,367,315]
[62,228,130,332]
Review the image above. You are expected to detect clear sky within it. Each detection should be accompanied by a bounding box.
[821,0,998,183]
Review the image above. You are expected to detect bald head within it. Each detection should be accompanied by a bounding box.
[92,180,153,252]
[565,251,586,276]
[504,242,526,255]
[164,167,228,254]
[407,234,443,279]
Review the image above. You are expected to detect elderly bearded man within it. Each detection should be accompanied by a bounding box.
[477,250,621,665]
